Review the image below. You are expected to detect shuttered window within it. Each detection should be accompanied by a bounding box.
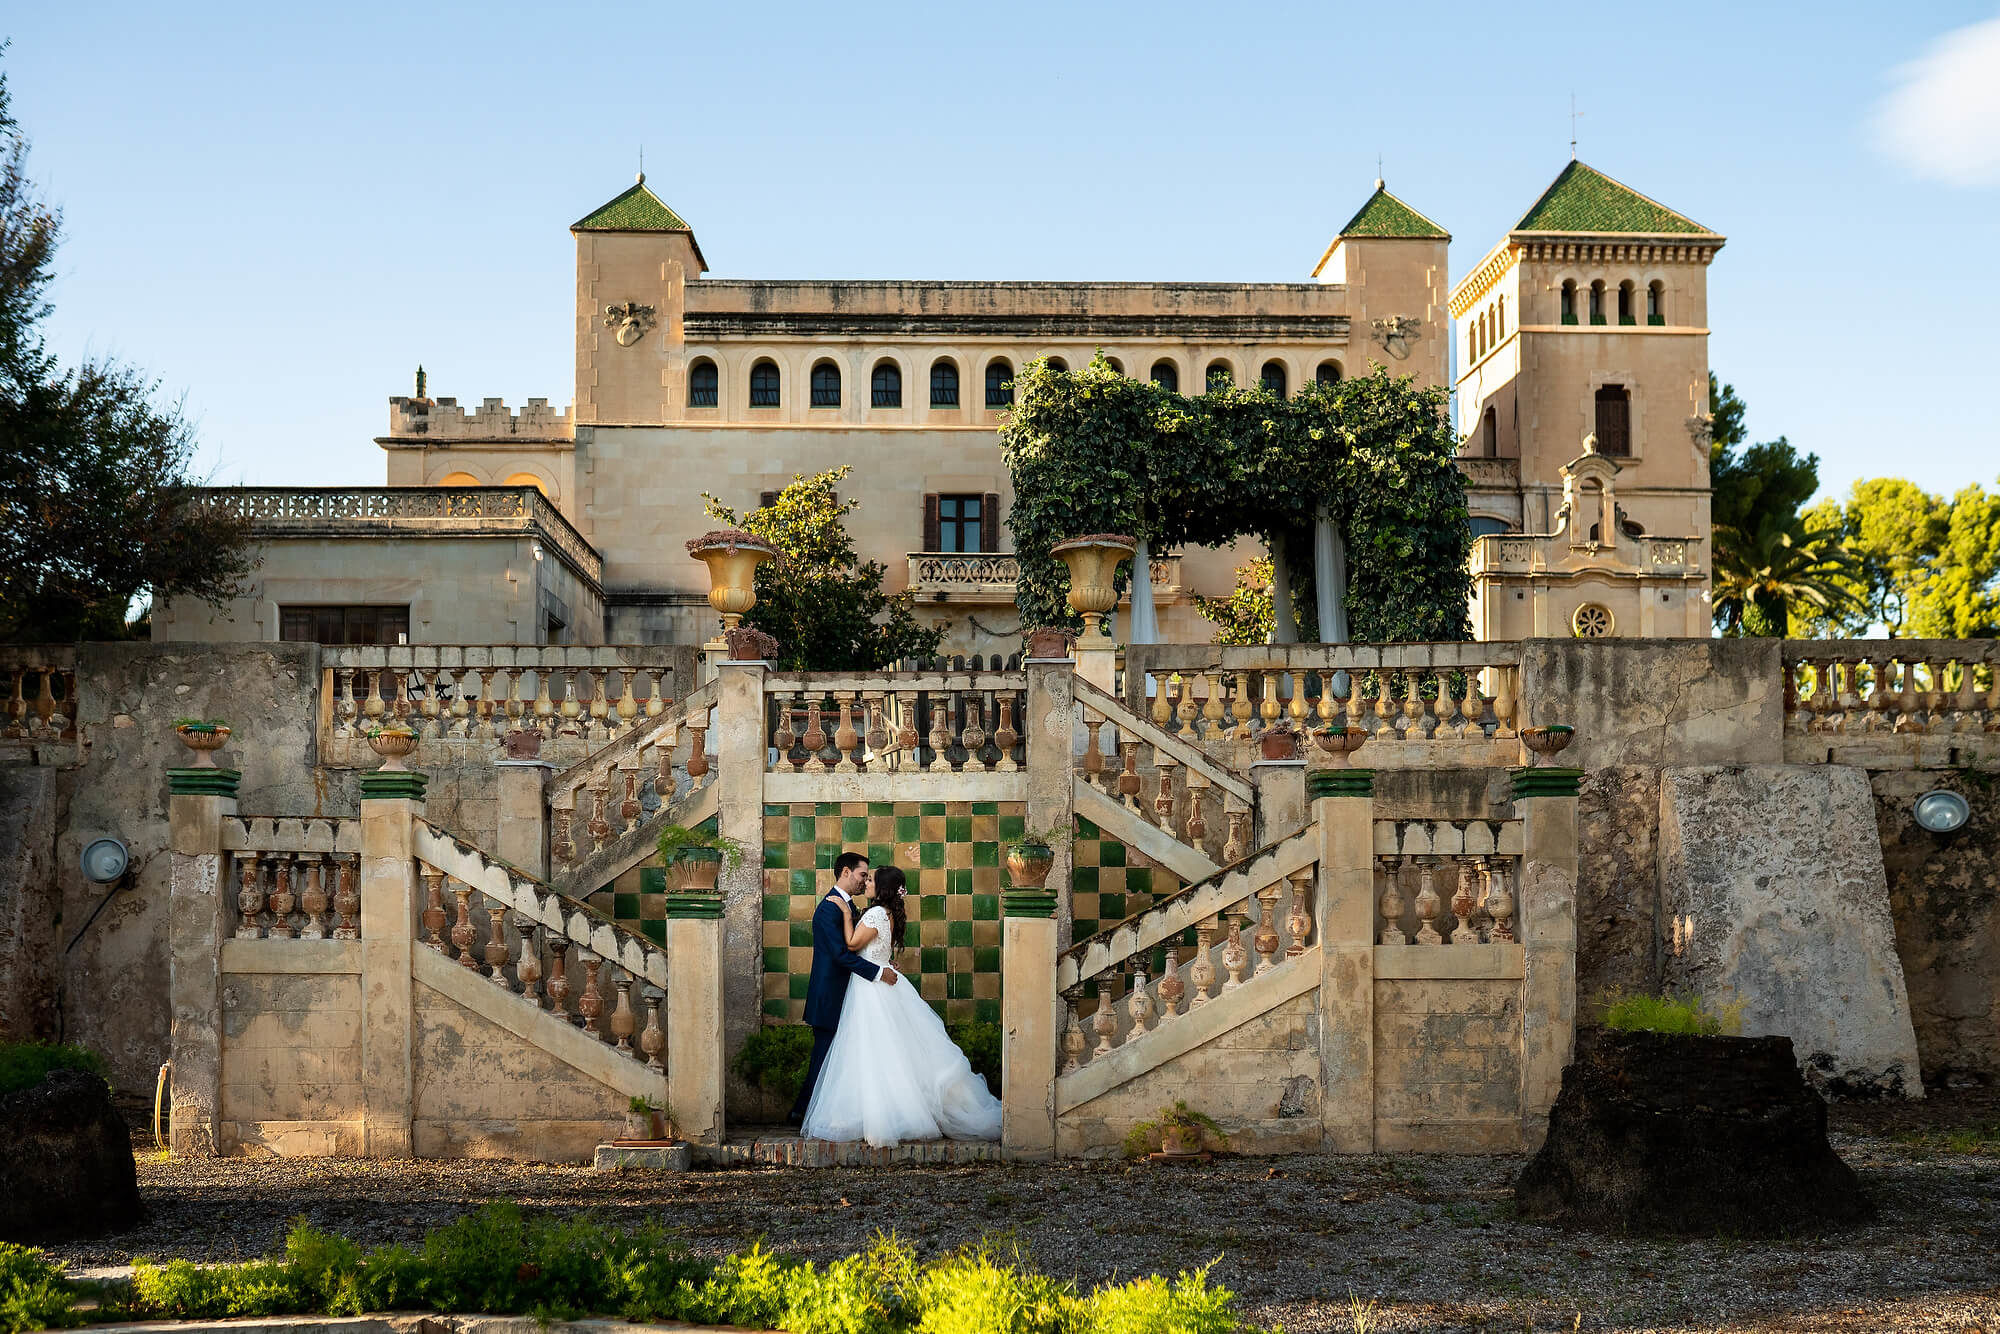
[279,606,410,645]
[1594,385,1631,457]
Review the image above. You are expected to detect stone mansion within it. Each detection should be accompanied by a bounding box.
[153,160,1723,652]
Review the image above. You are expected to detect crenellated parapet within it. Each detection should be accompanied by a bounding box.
[386,394,574,442]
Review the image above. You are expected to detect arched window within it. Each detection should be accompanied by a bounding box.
[1104,356,1124,375]
[1470,515,1511,539]
[1045,356,1068,373]
[1496,295,1506,339]
[504,472,550,496]
[810,361,842,408]
[1647,280,1665,325]
[929,359,959,407]
[1594,384,1631,456]
[688,359,719,407]
[871,361,902,408]
[1316,360,1342,385]
[1205,361,1233,391]
[1588,280,1606,325]
[1151,360,1180,392]
[1560,280,1578,325]
[749,359,781,407]
[437,471,481,487]
[1481,406,1498,457]
[1617,280,1636,326]
[1261,360,1288,397]
[985,360,1013,407]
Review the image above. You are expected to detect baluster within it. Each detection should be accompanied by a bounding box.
[1953,658,1981,732]
[619,755,642,832]
[235,852,264,939]
[1864,654,1892,729]
[1220,910,1250,990]
[686,720,710,787]
[482,904,509,982]
[445,669,470,737]
[532,669,556,735]
[865,692,890,769]
[962,694,989,773]
[559,668,585,735]
[1202,672,1226,741]
[1285,867,1313,955]
[653,731,677,799]
[1400,669,1424,736]
[1413,859,1443,944]
[1061,992,1087,1073]
[1491,666,1518,738]
[388,668,413,723]
[1153,753,1177,834]
[1092,975,1120,1056]
[298,855,328,939]
[335,668,358,736]
[640,986,666,1070]
[1985,655,2000,731]
[894,690,920,769]
[1484,861,1517,943]
[266,854,296,938]
[1259,670,1282,736]
[1345,668,1366,732]
[615,670,639,732]
[834,691,860,773]
[516,917,543,1006]
[611,972,636,1051]
[1112,738,1140,812]
[769,691,793,766]
[551,790,577,867]
[1378,855,1407,945]
[1287,671,1309,729]
[1156,947,1184,1021]
[644,670,667,719]
[1188,917,1219,1006]
[332,856,360,940]
[418,668,442,737]
[1222,805,1249,865]
[1125,960,1155,1038]
[1451,860,1480,945]
[587,775,613,851]
[1083,715,1107,789]
[1184,770,1209,847]
[1151,677,1173,729]
[1427,669,1451,737]
[1899,657,1925,731]
[992,695,1019,772]
[481,667,505,738]
[927,693,954,772]
[546,937,573,1017]
[579,954,604,1035]
[451,881,479,968]
[1781,659,1805,732]
[801,696,829,772]
[1228,672,1253,741]
[1253,880,1282,974]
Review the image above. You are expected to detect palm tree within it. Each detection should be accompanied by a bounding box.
[1712,512,1863,637]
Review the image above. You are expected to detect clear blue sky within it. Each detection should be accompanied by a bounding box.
[8,2,1997,503]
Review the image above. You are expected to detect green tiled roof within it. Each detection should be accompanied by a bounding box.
[1337,185,1450,240]
[572,179,692,232]
[1513,161,1712,235]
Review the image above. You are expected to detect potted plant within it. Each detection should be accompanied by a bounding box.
[656,823,750,891]
[1312,724,1368,765]
[1258,722,1300,762]
[365,722,419,770]
[1022,626,1075,661]
[1122,1099,1227,1159]
[173,718,231,766]
[1520,723,1575,765]
[723,625,781,663]
[622,1095,680,1142]
[1005,822,1070,890]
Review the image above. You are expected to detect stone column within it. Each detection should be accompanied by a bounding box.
[1511,765,1581,1151]
[358,767,427,1158]
[494,760,552,878]
[1005,658,1074,1160]
[1311,767,1375,1153]
[167,764,239,1157]
[665,887,726,1146]
[1250,757,1307,850]
[713,660,767,1087]
[1024,659,1078,928]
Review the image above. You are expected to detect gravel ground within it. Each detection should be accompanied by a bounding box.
[41,1091,2000,1334]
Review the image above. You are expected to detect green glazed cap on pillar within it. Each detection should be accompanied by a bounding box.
[168,768,241,798]
[1510,767,1582,800]
[361,770,430,801]
[665,890,725,920]
[1307,768,1375,800]
[1002,890,1059,919]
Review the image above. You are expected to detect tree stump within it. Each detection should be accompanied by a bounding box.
[0,1068,143,1241]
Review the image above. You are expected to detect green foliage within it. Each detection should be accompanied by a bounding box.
[1192,556,1275,646]
[0,1244,82,1332]
[945,1020,1002,1095]
[0,1040,106,1096]
[170,717,229,732]
[1792,477,2000,640]
[1601,991,1744,1037]
[1085,1263,1242,1334]
[656,821,748,869]
[1121,1100,1228,1158]
[733,1023,817,1102]
[0,61,255,642]
[1001,357,1470,644]
[704,466,944,671]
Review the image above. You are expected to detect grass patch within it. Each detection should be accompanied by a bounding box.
[0,1042,108,1098]
[1601,991,1743,1037]
[1892,1123,2000,1154]
[1,1204,1271,1334]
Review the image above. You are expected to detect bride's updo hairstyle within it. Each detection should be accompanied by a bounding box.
[872,866,909,949]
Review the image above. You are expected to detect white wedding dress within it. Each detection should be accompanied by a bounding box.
[801,905,1004,1146]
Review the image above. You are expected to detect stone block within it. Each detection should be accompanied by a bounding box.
[594,1142,690,1171]
[1659,765,1922,1096]
[1575,765,1663,1015]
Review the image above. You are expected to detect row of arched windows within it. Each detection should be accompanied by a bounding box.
[1560,278,1667,327]
[688,355,1344,409]
[1467,296,1509,363]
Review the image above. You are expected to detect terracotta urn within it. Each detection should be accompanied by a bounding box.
[686,529,777,631]
[723,625,781,662]
[1050,534,1136,638]
[1258,725,1300,762]
[174,724,231,768]
[1005,840,1056,889]
[367,727,419,771]
[622,1106,658,1140]
[1520,724,1576,766]
[501,728,541,760]
[1159,1123,1194,1156]
[668,848,724,892]
[1312,725,1369,766]
[1023,627,1075,661]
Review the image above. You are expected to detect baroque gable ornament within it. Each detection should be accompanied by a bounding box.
[1370,316,1422,360]
[603,301,657,347]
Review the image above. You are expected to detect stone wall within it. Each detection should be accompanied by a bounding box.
[219,962,364,1157]
[1373,976,1523,1152]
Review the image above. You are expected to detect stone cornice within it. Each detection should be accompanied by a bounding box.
[1510,236,1723,265]
[1448,242,1520,316]
[682,311,1353,340]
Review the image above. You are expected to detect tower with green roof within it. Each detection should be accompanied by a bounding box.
[1449,160,1723,643]
[572,172,707,426]
[1311,180,1453,392]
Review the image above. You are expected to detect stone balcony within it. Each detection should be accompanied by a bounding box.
[904,552,1183,603]
[1469,531,1698,577]
[1456,456,1520,491]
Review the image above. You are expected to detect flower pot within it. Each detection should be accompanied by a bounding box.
[1023,627,1074,661]
[367,730,419,770]
[687,529,777,631]
[1159,1125,1193,1156]
[501,729,541,760]
[669,848,723,891]
[174,725,231,767]
[1520,724,1576,765]
[623,1110,656,1140]
[1258,728,1299,762]
[724,625,781,662]
[1005,841,1055,890]
[1050,534,1136,637]
[1312,725,1368,765]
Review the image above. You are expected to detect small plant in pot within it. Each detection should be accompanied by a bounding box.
[364,722,419,769]
[173,717,232,765]
[1122,1099,1227,1159]
[1022,625,1075,660]
[1258,722,1300,762]
[622,1095,680,1142]
[656,823,750,891]
[1005,822,1071,889]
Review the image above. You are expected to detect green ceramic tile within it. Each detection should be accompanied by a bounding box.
[1100,841,1126,867]
[1098,893,1126,921]
[972,801,998,816]
[790,921,814,947]
[921,946,946,974]
[763,997,790,1018]
[948,920,973,948]
[763,947,788,973]
[972,841,998,867]
[974,998,1000,1024]
[816,802,840,817]
[762,894,790,922]
[1074,918,1099,938]
[921,894,946,920]
[868,802,895,817]
[790,869,817,896]
[867,843,894,867]
[1125,868,1151,895]
[790,816,815,842]
[920,801,947,816]
[764,803,787,818]
[764,841,787,868]
[614,892,639,918]
[641,920,666,945]
[971,894,998,921]
[947,868,972,895]
[998,813,1025,840]
[842,815,868,842]
[974,946,999,973]
[1072,866,1099,893]
[816,844,837,869]
[1075,816,1100,839]
[946,973,972,1000]
[920,842,945,869]
[789,973,810,999]
[896,815,921,842]
[639,868,666,893]
[946,815,972,842]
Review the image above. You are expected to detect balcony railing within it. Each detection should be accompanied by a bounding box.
[1468,532,1699,576]
[905,552,1182,600]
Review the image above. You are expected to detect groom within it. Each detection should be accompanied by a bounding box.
[789,850,899,1125]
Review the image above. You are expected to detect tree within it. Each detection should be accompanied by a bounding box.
[702,466,944,671]
[1192,556,1275,646]
[1908,484,2000,639]
[0,57,252,641]
[1791,477,2000,639]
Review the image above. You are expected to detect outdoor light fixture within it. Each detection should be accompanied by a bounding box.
[79,837,130,884]
[1912,790,1971,835]
[532,541,545,562]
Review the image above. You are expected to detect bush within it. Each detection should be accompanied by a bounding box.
[734,1024,818,1103]
[1601,991,1744,1037]
[946,1020,1001,1095]
[0,1042,107,1097]
[0,1244,81,1333]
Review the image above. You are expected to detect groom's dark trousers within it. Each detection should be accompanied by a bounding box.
[789,890,881,1123]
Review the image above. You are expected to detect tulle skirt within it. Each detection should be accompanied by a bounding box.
[800,971,1003,1146]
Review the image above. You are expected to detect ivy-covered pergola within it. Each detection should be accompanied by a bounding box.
[999,357,1473,644]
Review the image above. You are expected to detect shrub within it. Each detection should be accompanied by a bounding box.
[1601,991,1744,1037]
[0,1042,107,1097]
[0,1244,81,1333]
[734,1024,817,1103]
[945,1020,1002,1095]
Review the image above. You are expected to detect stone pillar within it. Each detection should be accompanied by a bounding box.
[1072,635,1116,700]
[1006,658,1074,1160]
[1128,539,1158,645]
[1024,660,1077,927]
[167,764,239,1157]
[713,660,767,1085]
[665,887,726,1146]
[494,760,552,878]
[1511,765,1581,1150]
[1250,757,1307,850]
[358,767,427,1158]
[1311,767,1375,1152]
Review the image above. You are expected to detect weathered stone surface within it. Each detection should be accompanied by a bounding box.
[1520,639,1784,772]
[0,1068,143,1241]
[1516,1028,1871,1235]
[0,766,65,1040]
[1573,765,1661,1018]
[1872,769,2000,1081]
[594,1142,690,1171]
[1659,765,1921,1097]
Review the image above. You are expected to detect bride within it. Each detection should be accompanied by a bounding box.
[800,866,1003,1146]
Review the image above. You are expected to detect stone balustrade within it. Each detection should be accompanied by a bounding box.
[546,680,717,879]
[1073,677,1253,867]
[764,672,1027,774]
[901,554,1182,601]
[1372,819,1524,946]
[0,650,78,748]
[1785,641,2000,736]
[222,819,362,940]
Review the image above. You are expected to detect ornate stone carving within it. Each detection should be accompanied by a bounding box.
[603,302,657,346]
[1371,316,1422,360]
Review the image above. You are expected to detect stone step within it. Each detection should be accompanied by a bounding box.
[702,1129,1001,1168]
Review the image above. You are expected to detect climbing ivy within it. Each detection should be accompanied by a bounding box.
[999,356,1472,643]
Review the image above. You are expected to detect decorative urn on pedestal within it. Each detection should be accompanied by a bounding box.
[1312,725,1369,766]
[366,724,419,771]
[687,529,778,638]
[172,720,231,767]
[1520,724,1576,766]
[1050,534,1137,639]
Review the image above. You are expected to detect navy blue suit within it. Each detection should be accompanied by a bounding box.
[790,890,882,1121]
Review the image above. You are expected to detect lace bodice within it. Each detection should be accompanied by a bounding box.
[859,905,896,968]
